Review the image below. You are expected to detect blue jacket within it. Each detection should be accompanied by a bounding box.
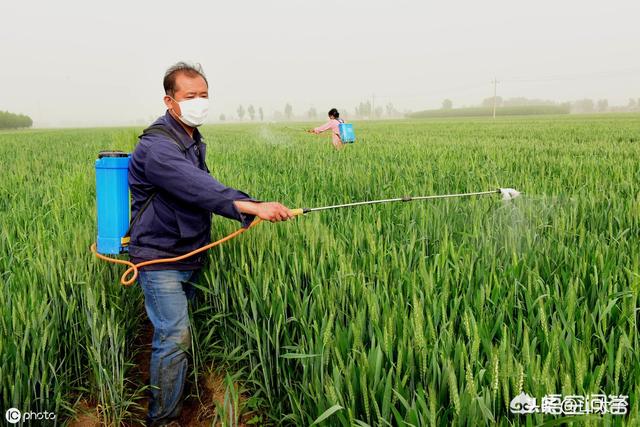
[128,112,254,270]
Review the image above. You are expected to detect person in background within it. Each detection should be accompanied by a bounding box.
[308,108,344,150]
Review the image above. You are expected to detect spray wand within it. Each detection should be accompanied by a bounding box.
[91,188,520,286]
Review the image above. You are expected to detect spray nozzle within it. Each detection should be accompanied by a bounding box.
[499,188,521,200]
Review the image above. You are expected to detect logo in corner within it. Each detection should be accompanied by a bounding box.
[5,408,21,424]
[510,392,538,414]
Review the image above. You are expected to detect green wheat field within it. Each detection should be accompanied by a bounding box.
[1,114,639,426]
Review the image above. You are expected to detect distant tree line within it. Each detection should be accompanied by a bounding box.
[219,95,640,122]
[222,101,406,122]
[571,98,640,114]
[0,111,33,129]
[433,96,640,116]
[224,105,265,121]
[408,95,640,119]
[408,104,570,119]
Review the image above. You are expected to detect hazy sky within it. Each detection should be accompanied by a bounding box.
[1,0,639,127]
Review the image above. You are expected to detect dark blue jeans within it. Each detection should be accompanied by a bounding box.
[139,269,199,424]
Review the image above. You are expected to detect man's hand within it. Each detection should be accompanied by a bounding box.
[256,202,295,222]
[234,201,295,222]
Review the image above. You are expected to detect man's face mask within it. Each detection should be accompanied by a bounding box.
[174,97,209,127]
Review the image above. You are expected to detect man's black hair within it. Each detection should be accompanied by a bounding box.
[328,108,339,118]
[163,62,208,96]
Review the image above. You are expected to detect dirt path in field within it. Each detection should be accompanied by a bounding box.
[68,320,252,427]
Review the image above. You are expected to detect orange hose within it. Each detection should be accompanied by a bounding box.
[90,218,263,286]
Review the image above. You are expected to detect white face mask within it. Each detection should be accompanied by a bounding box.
[175,97,209,127]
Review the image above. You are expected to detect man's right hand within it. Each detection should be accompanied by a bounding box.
[234,201,295,222]
[255,202,295,222]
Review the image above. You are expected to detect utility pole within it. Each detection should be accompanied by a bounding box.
[371,93,375,120]
[492,77,499,119]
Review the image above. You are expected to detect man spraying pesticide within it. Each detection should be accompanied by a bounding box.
[93,61,294,427]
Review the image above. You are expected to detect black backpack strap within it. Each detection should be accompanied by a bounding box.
[122,192,157,243]
[142,124,207,167]
[123,125,187,244]
[140,125,188,155]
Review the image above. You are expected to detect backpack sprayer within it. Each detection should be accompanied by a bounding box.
[90,150,520,286]
[94,151,130,255]
[337,120,356,143]
[297,119,356,143]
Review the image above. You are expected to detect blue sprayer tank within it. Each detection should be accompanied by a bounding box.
[338,123,355,143]
[95,151,130,255]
